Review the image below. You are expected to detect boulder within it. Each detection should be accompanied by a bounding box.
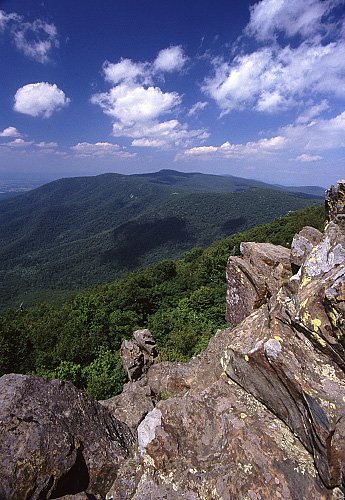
[291,225,323,271]
[120,329,157,382]
[99,378,154,433]
[222,305,345,487]
[326,180,345,221]
[226,242,291,326]
[0,374,133,500]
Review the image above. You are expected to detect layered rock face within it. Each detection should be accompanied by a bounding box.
[105,181,345,499]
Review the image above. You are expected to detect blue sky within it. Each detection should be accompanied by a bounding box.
[0,0,345,186]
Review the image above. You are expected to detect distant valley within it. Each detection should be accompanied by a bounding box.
[0,169,324,310]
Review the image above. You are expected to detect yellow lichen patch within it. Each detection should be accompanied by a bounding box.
[300,298,309,309]
[301,275,312,288]
[311,318,322,332]
[330,403,337,410]
[327,307,339,330]
[274,336,283,342]
[276,289,284,304]
[342,396,345,403]
[311,331,327,348]
[301,309,311,325]
[244,355,249,362]
[240,412,248,419]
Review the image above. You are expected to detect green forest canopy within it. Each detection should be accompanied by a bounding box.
[0,204,325,400]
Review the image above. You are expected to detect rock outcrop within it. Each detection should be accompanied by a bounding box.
[0,374,133,499]
[105,181,345,499]
[120,329,158,382]
[225,241,291,326]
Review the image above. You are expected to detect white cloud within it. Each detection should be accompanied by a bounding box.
[296,100,329,124]
[102,59,149,85]
[92,46,206,150]
[14,82,70,118]
[281,110,345,150]
[203,40,345,114]
[132,138,167,148]
[91,84,180,125]
[203,0,345,117]
[187,101,208,117]
[0,10,58,63]
[179,135,287,160]
[246,0,338,40]
[180,107,345,162]
[71,142,135,159]
[35,141,58,148]
[2,138,33,148]
[0,10,20,31]
[102,45,187,87]
[295,153,323,162]
[0,126,21,137]
[153,46,187,73]
[13,19,59,63]
[182,146,218,156]
[112,119,208,149]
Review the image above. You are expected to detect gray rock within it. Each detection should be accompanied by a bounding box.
[99,378,154,433]
[120,329,157,382]
[326,179,345,222]
[226,242,291,326]
[0,374,133,500]
[291,226,323,271]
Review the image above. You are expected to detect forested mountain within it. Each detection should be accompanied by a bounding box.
[0,170,323,309]
[0,204,325,399]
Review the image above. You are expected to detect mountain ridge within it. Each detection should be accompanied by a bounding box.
[0,170,323,310]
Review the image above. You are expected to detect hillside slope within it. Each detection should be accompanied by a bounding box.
[0,203,325,397]
[0,170,323,309]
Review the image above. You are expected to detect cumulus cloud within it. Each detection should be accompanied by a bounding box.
[2,138,33,148]
[203,40,345,114]
[182,145,218,157]
[0,126,21,137]
[179,135,287,160]
[246,0,339,40]
[187,101,208,117]
[203,0,345,117]
[14,82,70,118]
[0,9,58,63]
[112,119,208,149]
[102,59,149,85]
[180,106,345,163]
[71,142,135,159]
[153,46,187,73]
[91,84,181,125]
[132,138,167,148]
[295,153,323,162]
[92,46,205,149]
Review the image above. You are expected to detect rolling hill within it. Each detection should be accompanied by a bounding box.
[0,170,323,310]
